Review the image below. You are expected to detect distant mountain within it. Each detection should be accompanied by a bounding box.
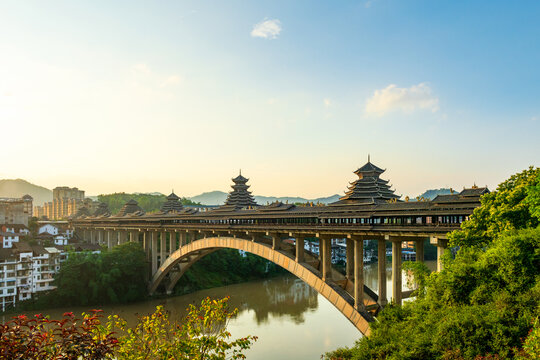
[0,179,53,205]
[188,191,341,206]
[189,191,228,206]
[254,194,341,205]
[415,188,453,200]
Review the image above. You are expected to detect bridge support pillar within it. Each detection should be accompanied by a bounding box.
[267,232,281,250]
[151,231,158,275]
[143,231,151,261]
[129,231,136,243]
[179,232,186,247]
[321,236,332,282]
[160,232,167,266]
[106,230,113,249]
[119,230,128,245]
[377,239,387,306]
[391,238,402,305]
[295,236,305,263]
[416,238,425,263]
[353,236,365,311]
[431,237,448,272]
[169,231,176,254]
[346,238,354,281]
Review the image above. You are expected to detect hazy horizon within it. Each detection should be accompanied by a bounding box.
[1,1,538,198]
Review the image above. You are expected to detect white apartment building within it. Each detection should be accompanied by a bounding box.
[0,232,20,248]
[0,244,60,312]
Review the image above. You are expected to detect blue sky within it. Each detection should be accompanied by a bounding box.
[1,1,539,200]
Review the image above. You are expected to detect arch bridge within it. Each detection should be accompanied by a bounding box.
[71,161,487,335]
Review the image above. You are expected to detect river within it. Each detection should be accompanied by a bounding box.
[7,260,436,359]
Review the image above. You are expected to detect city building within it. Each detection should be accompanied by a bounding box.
[0,241,101,312]
[34,187,98,220]
[0,196,32,226]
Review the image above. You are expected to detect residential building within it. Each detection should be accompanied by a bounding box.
[0,242,101,312]
[0,197,31,226]
[34,187,97,220]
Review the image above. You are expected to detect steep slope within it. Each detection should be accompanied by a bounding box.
[0,179,52,205]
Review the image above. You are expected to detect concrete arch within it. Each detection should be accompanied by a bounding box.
[149,237,372,335]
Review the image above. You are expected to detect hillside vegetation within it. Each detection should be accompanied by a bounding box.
[326,167,540,359]
[97,193,200,214]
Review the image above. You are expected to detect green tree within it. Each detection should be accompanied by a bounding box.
[449,167,540,248]
[98,193,201,214]
[325,167,540,359]
[27,242,148,308]
[108,297,257,360]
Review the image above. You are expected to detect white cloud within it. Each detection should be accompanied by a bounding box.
[323,98,332,107]
[131,63,150,74]
[251,19,282,39]
[160,75,181,87]
[365,83,439,116]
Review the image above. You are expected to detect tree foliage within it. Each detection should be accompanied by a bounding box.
[20,242,148,310]
[0,310,117,359]
[3,298,256,360]
[325,167,540,359]
[449,167,540,248]
[108,297,257,360]
[98,192,200,214]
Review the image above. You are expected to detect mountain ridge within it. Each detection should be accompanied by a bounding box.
[0,179,53,206]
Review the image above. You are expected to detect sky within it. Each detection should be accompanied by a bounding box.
[1,0,539,200]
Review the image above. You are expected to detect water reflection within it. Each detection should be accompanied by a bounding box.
[4,262,436,359]
[237,276,318,325]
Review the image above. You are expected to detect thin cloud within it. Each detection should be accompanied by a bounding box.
[323,98,332,108]
[161,75,181,87]
[131,63,150,74]
[251,19,282,39]
[365,83,439,117]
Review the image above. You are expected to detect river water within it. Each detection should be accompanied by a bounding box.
[7,260,436,359]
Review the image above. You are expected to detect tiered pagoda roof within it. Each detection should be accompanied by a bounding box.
[116,199,145,216]
[223,172,258,208]
[93,202,111,217]
[72,206,91,218]
[333,157,400,205]
[161,192,184,213]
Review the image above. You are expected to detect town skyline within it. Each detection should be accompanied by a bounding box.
[1,1,539,198]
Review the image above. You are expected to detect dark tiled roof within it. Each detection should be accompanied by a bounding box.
[161,192,184,213]
[460,187,489,197]
[223,172,258,208]
[13,242,33,253]
[72,206,91,219]
[354,161,385,175]
[116,199,145,216]
[31,245,48,255]
[337,161,400,204]
[93,202,111,217]
[0,248,15,261]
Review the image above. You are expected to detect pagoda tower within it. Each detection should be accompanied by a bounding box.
[116,199,145,216]
[93,202,111,217]
[335,157,400,205]
[161,192,184,213]
[224,171,258,208]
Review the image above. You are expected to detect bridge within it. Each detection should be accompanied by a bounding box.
[70,160,487,335]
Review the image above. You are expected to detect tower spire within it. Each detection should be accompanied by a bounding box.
[368,154,370,163]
